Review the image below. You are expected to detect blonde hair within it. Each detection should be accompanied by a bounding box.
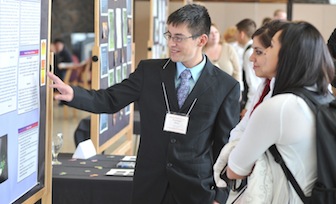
[223,26,237,43]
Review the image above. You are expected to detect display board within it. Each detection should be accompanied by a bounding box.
[90,0,134,154]
[147,0,169,59]
[0,0,52,203]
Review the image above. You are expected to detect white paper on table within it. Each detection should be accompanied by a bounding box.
[72,139,96,159]
[106,168,134,177]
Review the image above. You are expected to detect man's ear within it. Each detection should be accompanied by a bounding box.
[198,34,208,47]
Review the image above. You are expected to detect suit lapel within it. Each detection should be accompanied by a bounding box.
[160,60,179,111]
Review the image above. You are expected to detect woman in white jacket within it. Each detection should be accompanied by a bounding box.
[218,21,335,203]
[214,19,289,203]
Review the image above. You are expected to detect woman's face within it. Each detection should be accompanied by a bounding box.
[166,23,206,68]
[208,25,220,45]
[249,32,281,79]
[265,31,282,77]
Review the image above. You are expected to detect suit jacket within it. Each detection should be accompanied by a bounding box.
[67,57,240,204]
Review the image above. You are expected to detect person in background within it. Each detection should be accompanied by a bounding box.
[53,38,73,80]
[226,21,334,203]
[235,18,262,118]
[273,9,287,21]
[223,26,238,45]
[213,20,289,203]
[261,17,272,26]
[223,26,244,70]
[203,23,243,91]
[327,27,336,89]
[48,4,240,204]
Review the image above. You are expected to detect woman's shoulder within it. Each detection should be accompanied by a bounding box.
[259,93,311,115]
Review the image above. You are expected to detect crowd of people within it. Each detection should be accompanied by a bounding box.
[48,3,335,204]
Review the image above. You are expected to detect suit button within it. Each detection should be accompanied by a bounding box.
[170,138,176,143]
[167,163,172,168]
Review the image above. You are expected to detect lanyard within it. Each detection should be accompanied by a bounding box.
[161,82,197,116]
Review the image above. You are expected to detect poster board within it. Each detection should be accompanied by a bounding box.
[90,0,134,154]
[147,0,169,59]
[0,0,52,203]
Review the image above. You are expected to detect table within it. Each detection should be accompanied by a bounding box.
[52,153,133,204]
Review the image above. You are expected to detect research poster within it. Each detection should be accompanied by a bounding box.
[96,0,133,148]
[0,0,45,203]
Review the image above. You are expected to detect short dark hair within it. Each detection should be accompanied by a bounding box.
[167,4,211,37]
[53,38,65,44]
[274,21,335,95]
[236,18,256,39]
[252,20,288,48]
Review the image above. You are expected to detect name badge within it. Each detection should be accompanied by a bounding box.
[163,112,189,134]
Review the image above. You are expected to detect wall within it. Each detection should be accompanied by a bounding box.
[51,0,94,50]
[50,1,336,66]
[135,1,336,66]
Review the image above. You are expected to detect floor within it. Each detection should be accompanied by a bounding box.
[52,103,139,155]
[52,103,90,154]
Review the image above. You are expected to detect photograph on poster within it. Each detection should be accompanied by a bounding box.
[123,8,128,47]
[116,8,122,49]
[114,50,119,66]
[102,22,108,39]
[154,18,159,43]
[127,42,131,63]
[112,113,117,126]
[100,44,108,78]
[119,108,124,120]
[108,9,115,51]
[121,49,125,63]
[100,114,108,134]
[127,0,132,16]
[116,66,122,83]
[100,0,108,15]
[124,105,130,115]
[122,63,128,80]
[108,68,115,87]
[127,18,132,36]
[0,135,8,184]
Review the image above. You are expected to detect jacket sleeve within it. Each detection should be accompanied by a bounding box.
[65,61,145,113]
[213,81,240,203]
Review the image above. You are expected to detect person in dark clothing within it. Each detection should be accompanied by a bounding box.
[48,4,240,204]
[327,28,336,88]
[53,38,73,80]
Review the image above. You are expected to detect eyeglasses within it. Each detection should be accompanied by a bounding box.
[163,32,199,43]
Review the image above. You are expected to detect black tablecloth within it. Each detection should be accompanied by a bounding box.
[52,153,133,204]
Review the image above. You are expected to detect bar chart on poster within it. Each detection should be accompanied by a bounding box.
[0,0,52,203]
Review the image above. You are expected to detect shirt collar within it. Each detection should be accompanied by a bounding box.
[176,55,206,81]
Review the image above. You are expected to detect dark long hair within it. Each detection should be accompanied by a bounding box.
[273,21,335,95]
[252,20,288,48]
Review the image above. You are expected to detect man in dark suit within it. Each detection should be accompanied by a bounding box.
[48,4,240,204]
